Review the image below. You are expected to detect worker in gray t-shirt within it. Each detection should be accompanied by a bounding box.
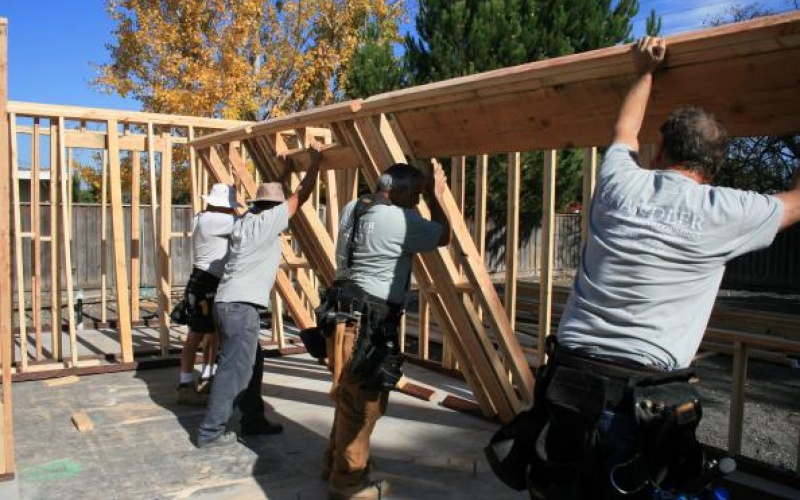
[557,39,800,369]
[521,37,800,499]
[324,162,450,500]
[196,143,323,449]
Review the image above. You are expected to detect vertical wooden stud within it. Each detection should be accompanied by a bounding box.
[10,114,27,370]
[100,150,108,324]
[31,118,42,359]
[538,150,557,365]
[49,119,61,359]
[728,340,748,455]
[147,123,162,332]
[130,152,141,322]
[57,118,77,368]
[505,152,520,330]
[107,120,133,362]
[158,133,173,356]
[0,17,16,475]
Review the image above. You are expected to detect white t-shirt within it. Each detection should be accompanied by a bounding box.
[557,143,783,369]
[192,211,235,278]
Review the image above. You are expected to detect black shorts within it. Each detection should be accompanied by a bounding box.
[185,268,221,334]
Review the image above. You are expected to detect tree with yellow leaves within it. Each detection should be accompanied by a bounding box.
[95,0,406,120]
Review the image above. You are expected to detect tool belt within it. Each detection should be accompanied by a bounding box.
[316,280,405,392]
[486,337,704,498]
[170,268,221,331]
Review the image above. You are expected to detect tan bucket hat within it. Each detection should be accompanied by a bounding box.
[250,182,286,203]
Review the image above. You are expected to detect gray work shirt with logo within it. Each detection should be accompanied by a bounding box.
[335,199,443,304]
[557,143,783,369]
[214,203,289,308]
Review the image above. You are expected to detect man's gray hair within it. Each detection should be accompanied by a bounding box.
[377,163,425,193]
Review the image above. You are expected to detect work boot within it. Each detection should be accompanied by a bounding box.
[328,479,390,499]
[240,419,284,436]
[176,383,208,406]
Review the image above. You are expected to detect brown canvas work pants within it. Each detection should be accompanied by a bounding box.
[324,323,389,489]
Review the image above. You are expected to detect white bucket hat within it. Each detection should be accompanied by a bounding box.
[250,182,286,203]
[202,183,240,208]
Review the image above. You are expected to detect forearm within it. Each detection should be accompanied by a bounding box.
[774,190,800,230]
[612,71,653,151]
[294,163,320,204]
[425,193,451,246]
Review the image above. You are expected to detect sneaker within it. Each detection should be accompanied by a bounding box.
[329,479,390,499]
[196,377,214,394]
[240,419,284,436]
[196,430,239,449]
[176,383,208,406]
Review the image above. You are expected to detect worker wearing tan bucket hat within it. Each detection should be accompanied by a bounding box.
[196,142,323,448]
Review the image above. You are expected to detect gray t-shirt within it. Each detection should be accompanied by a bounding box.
[192,211,235,278]
[335,199,443,304]
[215,203,289,308]
[557,143,783,369]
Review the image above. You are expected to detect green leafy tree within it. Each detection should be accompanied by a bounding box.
[404,0,655,228]
[704,2,799,193]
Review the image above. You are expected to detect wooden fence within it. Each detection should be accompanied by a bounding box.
[14,206,800,297]
[14,202,193,296]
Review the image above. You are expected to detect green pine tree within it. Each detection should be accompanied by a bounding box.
[345,22,406,99]
[405,0,656,226]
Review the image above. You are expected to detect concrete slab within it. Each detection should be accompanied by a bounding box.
[11,352,526,500]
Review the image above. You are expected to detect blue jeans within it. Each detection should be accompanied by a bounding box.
[198,302,266,444]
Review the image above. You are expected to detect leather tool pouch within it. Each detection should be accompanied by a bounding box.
[532,367,607,488]
[350,304,404,392]
[631,370,704,489]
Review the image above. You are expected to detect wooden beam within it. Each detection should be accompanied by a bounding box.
[0,17,16,476]
[189,101,362,150]
[7,101,250,130]
[538,151,557,364]
[31,118,42,360]
[358,12,800,156]
[57,118,77,368]
[728,340,748,455]
[157,134,172,356]
[106,120,133,362]
[505,152,520,330]
[49,120,61,360]
[146,123,163,345]
[9,115,27,371]
[100,151,108,324]
[130,152,141,322]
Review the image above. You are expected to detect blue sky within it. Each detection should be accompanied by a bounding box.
[1,0,797,112]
